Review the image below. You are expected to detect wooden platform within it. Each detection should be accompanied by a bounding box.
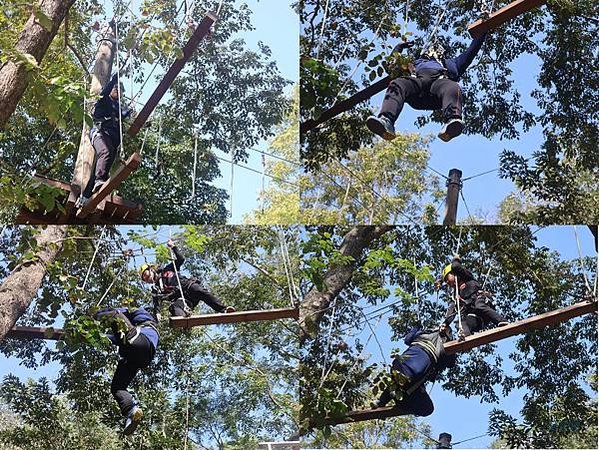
[444,300,597,355]
[169,307,299,328]
[468,0,547,38]
[76,152,142,219]
[4,326,65,340]
[128,13,217,136]
[16,156,143,224]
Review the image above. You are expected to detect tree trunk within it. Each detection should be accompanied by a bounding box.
[0,226,66,341]
[72,22,116,193]
[299,225,393,343]
[0,0,76,129]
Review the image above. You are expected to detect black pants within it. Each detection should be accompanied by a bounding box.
[83,129,118,197]
[169,283,226,317]
[461,296,506,336]
[111,334,155,416]
[380,71,462,124]
[378,385,434,417]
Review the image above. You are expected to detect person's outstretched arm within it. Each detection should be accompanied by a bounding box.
[452,34,487,77]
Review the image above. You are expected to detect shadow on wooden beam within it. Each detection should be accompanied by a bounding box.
[468,0,546,38]
[170,307,299,328]
[444,300,597,355]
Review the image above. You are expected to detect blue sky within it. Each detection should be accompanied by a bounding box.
[348,226,597,448]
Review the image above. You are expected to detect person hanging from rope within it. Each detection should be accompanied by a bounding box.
[93,305,159,435]
[77,69,133,207]
[374,325,456,415]
[439,257,509,337]
[366,33,488,142]
[139,239,236,318]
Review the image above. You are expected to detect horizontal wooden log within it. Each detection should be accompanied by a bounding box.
[76,152,142,219]
[128,13,216,136]
[444,300,597,355]
[327,405,404,425]
[5,326,64,340]
[170,307,299,328]
[468,0,547,38]
[300,76,391,134]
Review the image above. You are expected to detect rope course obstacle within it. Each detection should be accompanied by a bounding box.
[169,307,299,328]
[322,299,597,425]
[301,0,547,135]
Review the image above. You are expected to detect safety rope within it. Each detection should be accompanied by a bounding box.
[229,149,234,218]
[454,225,463,257]
[315,0,330,60]
[454,274,465,341]
[155,116,162,170]
[573,226,593,297]
[191,134,198,199]
[80,227,106,290]
[169,227,187,304]
[113,6,125,161]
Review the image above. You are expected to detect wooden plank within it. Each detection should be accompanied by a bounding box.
[5,326,65,340]
[468,0,546,38]
[444,300,597,355]
[300,75,391,134]
[76,152,142,219]
[128,13,217,136]
[170,307,299,328]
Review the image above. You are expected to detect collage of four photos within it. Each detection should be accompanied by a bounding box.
[0,0,597,448]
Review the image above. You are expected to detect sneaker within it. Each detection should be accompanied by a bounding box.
[366,115,396,141]
[123,406,143,436]
[224,306,236,313]
[92,180,106,193]
[75,196,89,208]
[438,118,465,142]
[497,321,509,327]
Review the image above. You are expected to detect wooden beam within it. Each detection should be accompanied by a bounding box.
[300,76,391,135]
[444,300,597,355]
[5,326,64,340]
[76,152,142,219]
[128,13,217,136]
[468,0,546,38]
[169,307,299,328]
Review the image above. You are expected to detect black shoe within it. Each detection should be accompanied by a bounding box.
[92,180,106,194]
[366,115,396,141]
[438,118,465,142]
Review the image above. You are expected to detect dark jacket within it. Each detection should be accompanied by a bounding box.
[91,74,131,146]
[153,246,195,299]
[394,35,486,81]
[95,307,159,350]
[443,258,483,325]
[404,326,456,372]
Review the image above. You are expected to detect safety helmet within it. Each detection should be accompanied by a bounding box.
[139,263,153,278]
[442,263,452,280]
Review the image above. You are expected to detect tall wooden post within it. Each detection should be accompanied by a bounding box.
[437,432,452,449]
[442,168,462,226]
[71,22,116,201]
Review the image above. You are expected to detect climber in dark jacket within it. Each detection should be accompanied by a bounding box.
[376,326,456,416]
[139,239,235,318]
[441,257,508,337]
[367,34,487,142]
[77,72,133,207]
[94,306,158,435]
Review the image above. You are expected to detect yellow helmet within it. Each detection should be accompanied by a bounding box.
[139,263,153,278]
[442,263,452,280]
